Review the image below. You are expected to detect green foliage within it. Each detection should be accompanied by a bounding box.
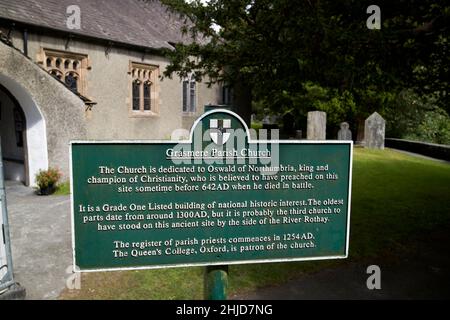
[411,34,450,113]
[160,0,449,120]
[404,109,450,145]
[54,181,71,195]
[250,121,262,131]
[307,85,357,128]
[265,82,358,131]
[384,90,450,145]
[35,167,62,189]
[384,89,425,138]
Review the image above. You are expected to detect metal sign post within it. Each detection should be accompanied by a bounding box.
[0,138,25,299]
[0,137,15,293]
[203,106,231,300]
[205,265,228,300]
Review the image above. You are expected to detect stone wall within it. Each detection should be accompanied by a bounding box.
[385,138,450,161]
[0,41,87,184]
[6,30,222,140]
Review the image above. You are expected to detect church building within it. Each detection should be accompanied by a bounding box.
[0,0,222,186]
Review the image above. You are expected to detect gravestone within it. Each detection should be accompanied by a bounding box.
[262,114,278,126]
[338,122,352,140]
[307,111,326,140]
[364,112,385,149]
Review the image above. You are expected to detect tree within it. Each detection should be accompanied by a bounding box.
[159,0,449,130]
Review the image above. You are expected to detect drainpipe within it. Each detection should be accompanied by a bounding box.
[22,29,28,57]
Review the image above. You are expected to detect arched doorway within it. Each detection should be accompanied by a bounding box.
[0,75,48,186]
[0,84,26,183]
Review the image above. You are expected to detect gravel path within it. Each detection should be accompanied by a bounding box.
[5,181,72,299]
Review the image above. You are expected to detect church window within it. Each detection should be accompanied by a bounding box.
[182,75,196,113]
[38,48,89,96]
[129,62,159,116]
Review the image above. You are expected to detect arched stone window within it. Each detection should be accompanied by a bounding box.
[129,61,159,116]
[49,69,63,81]
[37,48,89,96]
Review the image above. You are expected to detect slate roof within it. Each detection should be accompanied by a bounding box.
[0,0,189,50]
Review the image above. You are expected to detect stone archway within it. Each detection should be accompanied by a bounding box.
[0,77,48,186]
[0,40,87,186]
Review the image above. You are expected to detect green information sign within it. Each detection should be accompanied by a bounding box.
[71,110,352,272]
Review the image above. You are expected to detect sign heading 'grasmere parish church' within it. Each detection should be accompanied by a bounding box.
[70,109,353,272]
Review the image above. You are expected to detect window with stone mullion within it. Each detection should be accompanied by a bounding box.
[189,79,196,112]
[44,54,81,94]
[130,62,158,114]
[182,75,196,113]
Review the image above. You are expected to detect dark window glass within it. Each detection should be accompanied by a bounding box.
[132,80,140,111]
[15,131,23,148]
[50,70,62,80]
[15,131,23,147]
[13,107,24,147]
[46,58,52,68]
[182,80,189,112]
[143,82,151,111]
[222,86,233,105]
[189,80,196,112]
[65,73,78,92]
[222,86,227,104]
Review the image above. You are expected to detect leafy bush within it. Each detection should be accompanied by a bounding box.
[35,167,62,190]
[403,108,450,145]
[313,89,357,128]
[384,90,450,145]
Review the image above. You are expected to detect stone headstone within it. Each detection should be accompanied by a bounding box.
[337,122,352,140]
[307,111,326,140]
[262,114,278,125]
[364,112,385,149]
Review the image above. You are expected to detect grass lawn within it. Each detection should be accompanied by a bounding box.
[60,148,450,300]
[54,181,70,195]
